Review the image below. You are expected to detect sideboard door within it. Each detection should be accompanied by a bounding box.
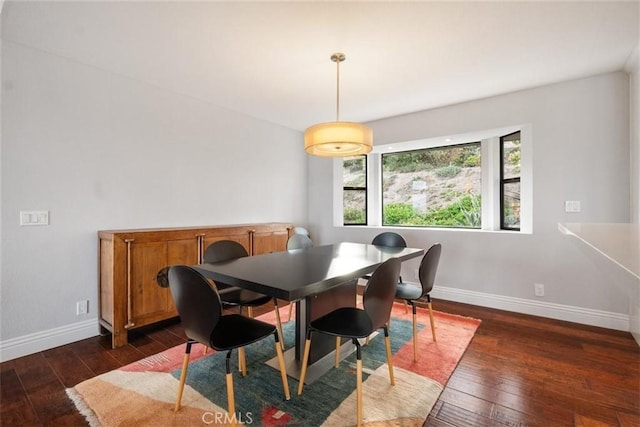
[129,239,196,326]
[252,228,290,255]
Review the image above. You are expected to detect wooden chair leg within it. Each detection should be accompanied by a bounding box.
[365,336,370,346]
[297,331,312,395]
[356,358,363,427]
[273,299,285,351]
[174,342,192,412]
[403,300,409,314]
[274,334,291,400]
[226,372,236,427]
[225,351,237,427]
[384,327,395,386]
[427,301,437,341]
[335,336,341,367]
[413,309,418,362]
[287,302,294,322]
[238,347,247,377]
[247,306,254,318]
[238,306,245,372]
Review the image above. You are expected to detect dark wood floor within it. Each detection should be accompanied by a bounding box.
[1,299,638,426]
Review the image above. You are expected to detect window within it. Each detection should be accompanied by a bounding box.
[336,124,530,232]
[381,143,481,228]
[500,131,521,230]
[343,156,367,225]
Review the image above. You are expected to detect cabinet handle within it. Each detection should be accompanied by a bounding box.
[124,239,135,329]
[248,229,255,256]
[196,234,205,263]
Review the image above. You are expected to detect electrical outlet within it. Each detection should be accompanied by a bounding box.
[565,201,581,213]
[20,210,49,226]
[534,283,545,297]
[76,300,89,315]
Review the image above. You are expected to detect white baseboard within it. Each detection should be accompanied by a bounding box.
[431,286,630,332]
[0,319,100,362]
[0,288,631,362]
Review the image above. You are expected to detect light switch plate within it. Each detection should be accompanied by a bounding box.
[20,211,49,226]
[564,201,581,213]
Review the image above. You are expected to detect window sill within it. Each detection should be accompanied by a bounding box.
[338,224,531,235]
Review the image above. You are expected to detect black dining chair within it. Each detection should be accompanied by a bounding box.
[363,232,407,281]
[297,257,401,427]
[293,226,311,238]
[363,232,407,326]
[168,265,290,423]
[286,233,313,251]
[285,233,314,322]
[372,231,407,248]
[203,240,285,355]
[395,243,442,361]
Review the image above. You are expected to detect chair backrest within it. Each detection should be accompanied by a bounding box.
[293,226,310,237]
[203,240,249,264]
[156,266,170,288]
[371,232,407,248]
[418,243,442,295]
[287,233,313,250]
[363,257,401,331]
[168,265,222,345]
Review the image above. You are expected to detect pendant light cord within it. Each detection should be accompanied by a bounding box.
[331,52,345,122]
[336,57,341,122]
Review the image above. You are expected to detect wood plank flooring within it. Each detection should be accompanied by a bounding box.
[1,299,638,426]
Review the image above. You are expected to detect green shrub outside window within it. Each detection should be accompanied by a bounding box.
[382,143,482,228]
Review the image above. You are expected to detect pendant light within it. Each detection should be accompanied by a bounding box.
[304,53,373,157]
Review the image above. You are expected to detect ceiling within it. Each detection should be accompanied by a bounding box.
[2,1,639,131]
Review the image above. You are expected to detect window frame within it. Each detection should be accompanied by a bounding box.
[342,155,368,226]
[380,141,482,229]
[500,131,521,231]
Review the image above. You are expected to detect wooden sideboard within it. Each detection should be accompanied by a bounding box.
[98,223,293,348]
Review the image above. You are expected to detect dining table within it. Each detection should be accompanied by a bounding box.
[193,241,424,382]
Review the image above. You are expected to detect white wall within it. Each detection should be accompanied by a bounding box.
[0,40,306,354]
[309,72,632,327]
[0,10,3,335]
[625,42,640,343]
[627,44,640,225]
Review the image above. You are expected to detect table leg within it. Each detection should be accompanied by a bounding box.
[295,279,357,362]
[266,279,361,383]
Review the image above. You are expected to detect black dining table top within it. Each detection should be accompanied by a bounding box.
[193,242,424,301]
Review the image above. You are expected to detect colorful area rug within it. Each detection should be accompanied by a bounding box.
[67,303,480,426]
